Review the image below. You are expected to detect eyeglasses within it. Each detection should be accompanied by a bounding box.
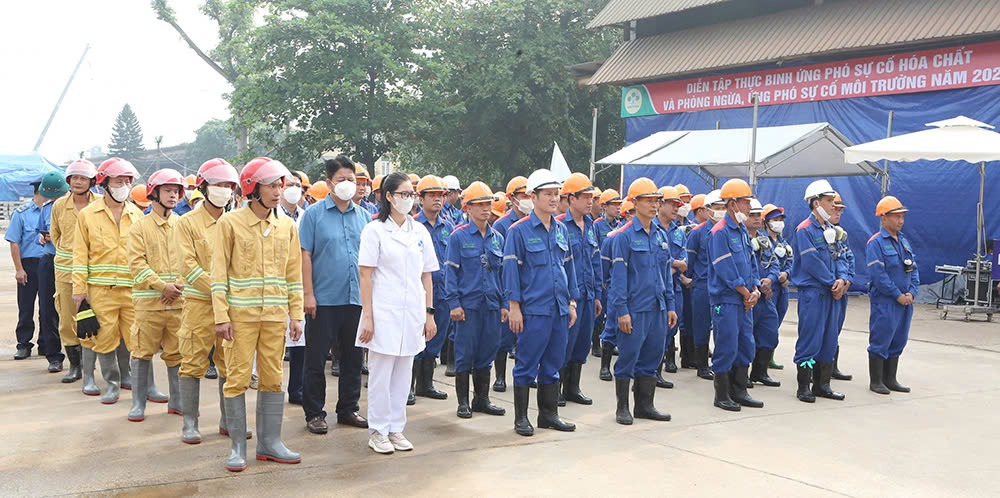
[392,191,417,200]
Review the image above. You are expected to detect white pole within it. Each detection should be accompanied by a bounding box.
[590,108,598,181]
[749,94,759,190]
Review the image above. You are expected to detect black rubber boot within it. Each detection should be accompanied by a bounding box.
[614,377,633,425]
[811,362,845,400]
[513,384,533,436]
[416,356,448,399]
[713,371,740,411]
[62,345,82,383]
[591,325,602,358]
[599,342,614,381]
[115,342,131,391]
[663,343,678,373]
[696,344,714,380]
[633,376,671,421]
[472,368,505,415]
[883,356,910,393]
[749,349,780,387]
[455,371,472,418]
[796,364,816,403]
[729,365,764,408]
[655,360,674,388]
[444,340,456,377]
[832,346,852,381]
[407,360,417,405]
[536,383,575,432]
[680,335,696,369]
[868,356,890,395]
[557,367,567,407]
[563,362,592,405]
[493,351,507,392]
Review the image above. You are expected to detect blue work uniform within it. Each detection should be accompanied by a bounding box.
[445,222,506,372]
[790,215,842,366]
[750,230,781,351]
[865,228,919,359]
[443,202,463,225]
[610,219,674,379]
[493,210,523,354]
[599,228,620,347]
[144,197,191,216]
[6,199,60,358]
[769,231,793,325]
[656,218,687,348]
[502,211,578,386]
[686,221,712,346]
[593,215,618,336]
[555,210,601,365]
[415,210,455,359]
[707,214,759,375]
[360,199,379,216]
[832,225,856,347]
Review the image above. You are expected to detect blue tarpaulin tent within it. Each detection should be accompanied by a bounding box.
[0,154,61,201]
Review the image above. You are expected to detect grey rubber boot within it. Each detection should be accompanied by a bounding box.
[81,348,100,396]
[116,342,131,390]
[255,391,301,464]
[218,377,252,439]
[127,359,151,421]
[223,394,247,472]
[180,376,202,444]
[62,345,83,383]
[166,365,182,415]
[97,352,121,404]
[146,364,169,403]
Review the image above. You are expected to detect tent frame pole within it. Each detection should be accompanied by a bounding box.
[881,110,894,195]
[590,107,598,181]
[749,95,759,190]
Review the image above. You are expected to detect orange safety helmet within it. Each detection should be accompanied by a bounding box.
[407,173,420,186]
[762,203,785,220]
[560,172,594,196]
[372,174,384,192]
[720,178,752,200]
[506,176,528,197]
[621,200,635,213]
[355,164,370,183]
[307,181,330,200]
[626,177,661,201]
[833,192,846,208]
[599,189,622,205]
[658,185,682,203]
[675,183,692,200]
[296,170,311,187]
[417,175,448,194]
[131,184,151,208]
[690,193,707,211]
[875,196,907,216]
[592,187,602,198]
[185,174,197,189]
[491,193,508,217]
[463,181,494,207]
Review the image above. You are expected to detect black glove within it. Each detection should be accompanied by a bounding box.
[75,299,100,339]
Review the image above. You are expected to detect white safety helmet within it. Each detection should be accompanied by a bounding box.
[525,169,562,193]
[804,179,836,200]
[442,175,461,191]
[749,198,763,214]
[704,189,724,207]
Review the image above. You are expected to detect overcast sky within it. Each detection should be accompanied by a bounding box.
[0,1,232,163]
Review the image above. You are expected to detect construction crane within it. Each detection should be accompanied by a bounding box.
[32,44,90,153]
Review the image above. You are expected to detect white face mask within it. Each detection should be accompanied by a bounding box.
[391,194,414,215]
[816,206,832,221]
[677,205,690,218]
[734,211,748,224]
[768,220,785,233]
[108,185,130,203]
[333,180,356,201]
[183,188,192,201]
[206,185,233,208]
[282,186,302,205]
[517,198,533,215]
[709,209,724,222]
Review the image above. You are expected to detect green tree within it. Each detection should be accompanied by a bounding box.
[229,0,425,168]
[407,0,623,188]
[186,119,239,167]
[108,104,146,160]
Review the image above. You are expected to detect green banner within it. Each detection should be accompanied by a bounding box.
[620,85,657,118]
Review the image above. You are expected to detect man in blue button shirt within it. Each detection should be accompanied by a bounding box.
[412,175,454,403]
[866,196,918,395]
[7,177,64,368]
[610,178,675,425]
[503,169,578,437]
[299,156,372,434]
[708,179,763,412]
[554,173,601,406]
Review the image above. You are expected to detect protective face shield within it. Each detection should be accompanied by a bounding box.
[333,180,357,201]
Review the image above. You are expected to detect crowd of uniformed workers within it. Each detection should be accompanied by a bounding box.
[6,154,922,467]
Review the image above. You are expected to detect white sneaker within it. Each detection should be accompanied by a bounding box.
[388,432,413,451]
[368,432,394,454]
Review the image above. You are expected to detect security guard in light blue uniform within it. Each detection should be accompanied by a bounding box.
[686,192,715,380]
[503,169,578,437]
[762,203,792,371]
[445,181,507,419]
[745,199,781,388]
[491,176,529,392]
[411,175,454,402]
[791,180,848,403]
[707,179,762,412]
[609,178,674,425]
[554,173,601,407]
[866,196,918,395]
[830,193,855,381]
[653,186,687,378]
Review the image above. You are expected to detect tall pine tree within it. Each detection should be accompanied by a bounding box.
[108,104,145,160]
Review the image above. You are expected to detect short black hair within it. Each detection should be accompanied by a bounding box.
[325,155,355,180]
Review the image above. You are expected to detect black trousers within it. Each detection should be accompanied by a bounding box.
[36,255,62,361]
[302,305,363,421]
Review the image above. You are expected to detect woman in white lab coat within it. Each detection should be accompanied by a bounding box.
[357,171,438,454]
